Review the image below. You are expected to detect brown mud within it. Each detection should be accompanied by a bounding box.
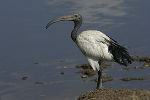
[78,88,150,100]
[77,56,150,100]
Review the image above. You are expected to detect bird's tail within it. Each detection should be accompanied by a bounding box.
[108,42,132,66]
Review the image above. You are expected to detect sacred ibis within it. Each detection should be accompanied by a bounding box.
[46,14,132,89]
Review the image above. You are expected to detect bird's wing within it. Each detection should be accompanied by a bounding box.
[104,36,132,66]
[77,30,132,66]
[77,32,113,62]
[95,34,132,66]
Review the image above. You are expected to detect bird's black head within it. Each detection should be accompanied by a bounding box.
[46,14,82,29]
[73,14,82,22]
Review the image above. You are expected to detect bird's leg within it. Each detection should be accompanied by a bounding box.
[96,70,103,89]
[96,61,103,89]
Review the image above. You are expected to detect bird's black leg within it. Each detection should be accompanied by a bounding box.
[97,61,103,89]
[96,70,102,89]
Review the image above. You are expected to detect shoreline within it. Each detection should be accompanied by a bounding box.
[76,56,150,100]
[78,88,150,100]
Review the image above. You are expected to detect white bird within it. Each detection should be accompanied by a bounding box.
[46,14,132,89]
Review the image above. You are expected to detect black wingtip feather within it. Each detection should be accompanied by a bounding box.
[108,42,132,66]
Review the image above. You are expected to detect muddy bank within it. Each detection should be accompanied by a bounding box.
[78,88,150,100]
[77,56,150,100]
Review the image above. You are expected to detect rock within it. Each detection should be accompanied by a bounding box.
[21,76,28,80]
[78,88,150,100]
[91,76,113,83]
[60,72,64,75]
[143,63,150,67]
[120,77,150,81]
[81,75,88,78]
[77,69,96,77]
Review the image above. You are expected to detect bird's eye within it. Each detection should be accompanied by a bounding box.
[74,15,78,17]
[74,14,81,20]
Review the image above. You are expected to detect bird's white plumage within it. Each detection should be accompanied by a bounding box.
[87,58,100,71]
[76,30,113,71]
[46,14,132,89]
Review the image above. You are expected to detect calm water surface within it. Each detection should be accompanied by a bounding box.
[0,0,150,100]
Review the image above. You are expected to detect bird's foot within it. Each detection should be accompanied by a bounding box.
[96,83,103,89]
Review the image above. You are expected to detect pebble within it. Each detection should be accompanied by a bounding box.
[60,72,64,75]
[81,75,88,78]
[143,63,150,67]
[64,66,68,69]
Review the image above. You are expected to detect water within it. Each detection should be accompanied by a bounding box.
[0,0,150,100]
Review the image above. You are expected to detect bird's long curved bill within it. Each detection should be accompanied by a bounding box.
[46,15,75,29]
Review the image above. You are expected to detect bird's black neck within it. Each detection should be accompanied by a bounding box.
[71,20,82,42]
